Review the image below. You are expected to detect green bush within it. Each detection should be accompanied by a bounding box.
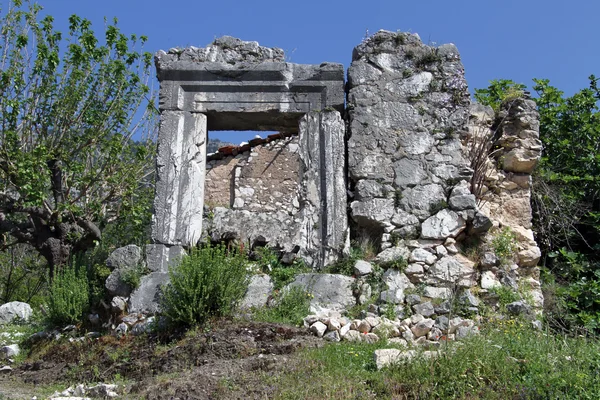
[46,262,90,325]
[492,227,518,266]
[255,246,308,290]
[119,263,148,290]
[161,244,250,326]
[253,286,311,326]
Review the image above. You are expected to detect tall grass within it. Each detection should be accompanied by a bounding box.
[239,317,600,399]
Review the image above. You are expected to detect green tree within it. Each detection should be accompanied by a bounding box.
[0,1,156,276]
[474,79,527,111]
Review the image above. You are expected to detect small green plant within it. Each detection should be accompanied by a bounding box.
[402,68,413,78]
[161,244,250,326]
[119,263,149,290]
[394,32,406,46]
[46,262,90,325]
[474,79,527,111]
[255,246,308,290]
[253,286,311,326]
[407,93,423,103]
[489,285,520,310]
[414,48,442,70]
[394,189,403,208]
[492,227,518,266]
[388,257,408,272]
[429,200,448,214]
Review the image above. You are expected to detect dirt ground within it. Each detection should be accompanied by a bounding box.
[0,320,323,399]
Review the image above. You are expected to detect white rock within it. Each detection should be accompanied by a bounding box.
[411,319,435,338]
[364,316,381,328]
[421,209,466,239]
[428,256,475,287]
[357,320,371,334]
[422,286,452,299]
[323,330,341,342]
[363,332,379,343]
[327,318,342,332]
[480,271,501,289]
[374,349,416,369]
[1,344,19,358]
[409,248,437,265]
[353,260,373,276]
[310,321,327,338]
[0,302,32,325]
[410,314,425,325]
[339,323,351,338]
[303,315,319,328]
[435,245,448,257]
[344,330,363,342]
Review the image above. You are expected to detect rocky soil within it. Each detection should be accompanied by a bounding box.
[0,320,322,399]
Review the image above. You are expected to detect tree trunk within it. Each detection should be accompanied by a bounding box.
[38,236,71,280]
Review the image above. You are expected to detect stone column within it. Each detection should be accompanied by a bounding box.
[129,111,206,313]
[299,111,349,267]
[152,111,207,247]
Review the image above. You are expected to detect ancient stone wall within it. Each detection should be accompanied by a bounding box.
[130,32,543,314]
[346,31,491,302]
[204,135,301,212]
[465,98,543,306]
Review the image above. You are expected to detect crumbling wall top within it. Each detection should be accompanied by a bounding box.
[155,36,285,75]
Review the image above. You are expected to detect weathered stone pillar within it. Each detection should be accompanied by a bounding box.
[152,111,207,247]
[299,111,349,267]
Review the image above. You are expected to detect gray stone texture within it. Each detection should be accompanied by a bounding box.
[205,111,348,267]
[106,245,143,271]
[241,275,274,309]
[0,302,32,325]
[152,111,206,246]
[155,37,344,131]
[128,272,169,314]
[347,30,472,249]
[287,273,355,311]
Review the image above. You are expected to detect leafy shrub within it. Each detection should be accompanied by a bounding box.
[86,263,111,307]
[253,286,311,326]
[47,262,90,325]
[161,245,250,326]
[255,246,308,290]
[474,79,527,111]
[119,263,148,290]
[491,227,518,266]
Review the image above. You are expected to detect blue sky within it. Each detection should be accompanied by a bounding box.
[3,0,599,142]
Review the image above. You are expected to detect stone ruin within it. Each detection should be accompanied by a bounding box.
[128,31,543,316]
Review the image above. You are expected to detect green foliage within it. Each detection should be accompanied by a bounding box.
[46,262,90,325]
[474,79,526,110]
[491,227,518,266]
[251,321,600,399]
[255,246,308,290]
[532,77,600,331]
[86,262,111,307]
[476,76,600,331]
[0,244,47,307]
[489,285,520,309]
[544,249,600,332]
[252,286,311,326]
[119,262,148,290]
[161,245,250,327]
[413,48,442,70]
[0,1,157,270]
[429,199,448,215]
